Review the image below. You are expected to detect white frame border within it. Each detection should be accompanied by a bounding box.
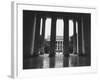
[11,1,97,79]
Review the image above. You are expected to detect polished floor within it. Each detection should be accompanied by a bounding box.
[23,53,90,69]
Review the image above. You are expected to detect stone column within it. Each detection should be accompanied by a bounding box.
[83,14,91,56]
[77,16,83,56]
[41,17,46,42]
[81,17,85,55]
[40,17,46,54]
[33,14,41,56]
[63,17,69,57]
[49,17,57,57]
[73,19,77,54]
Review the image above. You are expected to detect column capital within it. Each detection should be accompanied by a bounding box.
[63,17,69,22]
[51,16,57,20]
[42,17,47,20]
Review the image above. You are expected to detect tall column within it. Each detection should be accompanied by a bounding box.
[73,19,77,54]
[41,17,46,42]
[31,14,37,56]
[83,14,91,56]
[77,16,83,56]
[49,17,57,57]
[40,17,46,54]
[81,17,85,55]
[63,17,69,57]
[33,14,41,56]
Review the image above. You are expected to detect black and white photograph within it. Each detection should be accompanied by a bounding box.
[23,10,91,69]
[11,1,97,78]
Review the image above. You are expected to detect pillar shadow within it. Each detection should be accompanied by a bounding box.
[49,56,55,68]
[78,56,90,66]
[68,54,79,67]
[23,56,44,69]
[63,56,69,67]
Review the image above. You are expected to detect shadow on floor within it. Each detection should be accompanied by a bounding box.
[23,54,90,69]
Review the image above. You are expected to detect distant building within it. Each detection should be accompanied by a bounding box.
[46,36,63,52]
[46,35,73,53]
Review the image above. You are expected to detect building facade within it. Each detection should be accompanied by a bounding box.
[47,36,63,52]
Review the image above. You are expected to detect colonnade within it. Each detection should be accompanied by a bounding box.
[31,13,86,57]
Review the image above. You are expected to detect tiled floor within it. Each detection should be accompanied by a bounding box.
[23,53,90,69]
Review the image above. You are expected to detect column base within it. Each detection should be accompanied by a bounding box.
[49,53,55,57]
[63,53,69,57]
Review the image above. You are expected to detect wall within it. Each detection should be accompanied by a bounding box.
[0,0,100,80]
